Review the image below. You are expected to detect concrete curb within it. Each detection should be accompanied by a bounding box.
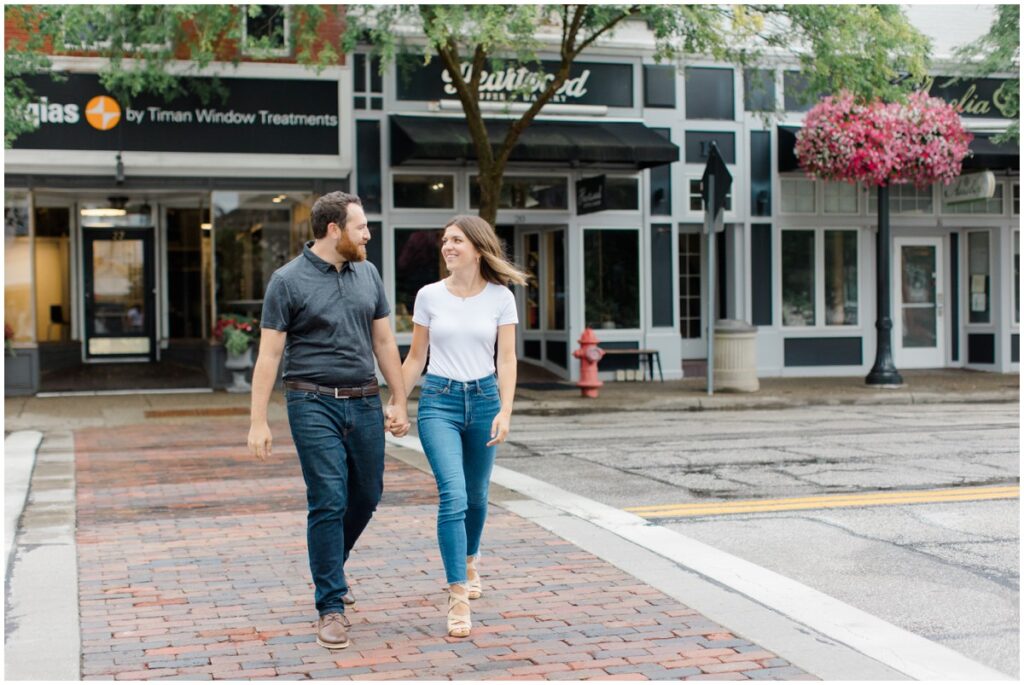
[4,430,80,681]
[4,430,42,570]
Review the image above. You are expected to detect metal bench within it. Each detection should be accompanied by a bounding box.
[600,348,664,382]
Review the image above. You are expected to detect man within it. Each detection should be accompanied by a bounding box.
[248,191,411,650]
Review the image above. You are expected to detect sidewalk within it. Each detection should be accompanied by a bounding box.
[4,369,1018,435]
[62,418,811,681]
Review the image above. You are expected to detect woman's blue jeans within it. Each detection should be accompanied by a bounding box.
[286,389,385,616]
[417,374,501,585]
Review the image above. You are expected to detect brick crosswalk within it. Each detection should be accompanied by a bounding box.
[73,420,813,680]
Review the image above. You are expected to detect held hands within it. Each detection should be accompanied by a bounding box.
[486,410,512,447]
[384,402,411,438]
[248,422,273,461]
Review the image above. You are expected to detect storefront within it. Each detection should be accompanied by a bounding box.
[4,58,352,394]
[767,75,1019,376]
[350,53,685,382]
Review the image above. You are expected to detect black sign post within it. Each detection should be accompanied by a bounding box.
[701,142,732,395]
[576,175,607,215]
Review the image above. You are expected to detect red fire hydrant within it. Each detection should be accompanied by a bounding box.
[573,327,605,398]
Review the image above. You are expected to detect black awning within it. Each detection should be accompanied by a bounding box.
[778,125,1019,173]
[777,125,801,173]
[962,133,1020,172]
[390,115,679,169]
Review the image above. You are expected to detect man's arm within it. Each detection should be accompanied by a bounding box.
[248,328,286,460]
[371,317,410,436]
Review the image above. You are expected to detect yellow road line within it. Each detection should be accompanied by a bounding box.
[625,485,1020,518]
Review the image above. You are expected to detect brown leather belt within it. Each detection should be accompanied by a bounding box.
[284,379,379,399]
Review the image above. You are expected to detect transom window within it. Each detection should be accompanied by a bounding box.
[469,176,568,210]
[780,178,815,214]
[689,179,732,212]
[823,181,859,214]
[867,184,933,215]
[392,174,454,209]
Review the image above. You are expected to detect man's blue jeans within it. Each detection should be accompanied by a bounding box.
[416,374,501,585]
[286,389,385,616]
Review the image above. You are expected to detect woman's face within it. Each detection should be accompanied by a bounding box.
[441,225,480,272]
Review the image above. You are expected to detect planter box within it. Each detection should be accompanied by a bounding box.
[5,348,40,396]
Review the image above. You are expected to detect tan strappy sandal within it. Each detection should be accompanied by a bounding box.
[466,557,482,599]
[447,584,472,638]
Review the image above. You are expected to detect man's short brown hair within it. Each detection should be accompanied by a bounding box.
[311,191,362,239]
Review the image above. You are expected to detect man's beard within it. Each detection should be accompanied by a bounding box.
[335,232,367,262]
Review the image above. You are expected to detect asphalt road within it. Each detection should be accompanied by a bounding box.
[492,402,1020,677]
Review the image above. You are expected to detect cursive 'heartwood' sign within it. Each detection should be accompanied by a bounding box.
[396,59,633,107]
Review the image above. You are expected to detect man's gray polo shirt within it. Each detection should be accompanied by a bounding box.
[261,241,390,386]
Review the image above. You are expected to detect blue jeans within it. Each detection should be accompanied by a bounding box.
[416,373,501,585]
[286,389,385,616]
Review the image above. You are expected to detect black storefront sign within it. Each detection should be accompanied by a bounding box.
[576,175,606,214]
[396,59,633,108]
[14,73,340,155]
[924,76,1017,119]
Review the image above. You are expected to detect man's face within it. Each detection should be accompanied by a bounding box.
[332,203,369,262]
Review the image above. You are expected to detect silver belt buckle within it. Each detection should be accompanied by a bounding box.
[334,387,342,399]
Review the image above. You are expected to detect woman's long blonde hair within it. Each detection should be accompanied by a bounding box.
[443,215,530,286]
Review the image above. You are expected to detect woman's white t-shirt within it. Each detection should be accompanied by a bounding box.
[412,280,518,382]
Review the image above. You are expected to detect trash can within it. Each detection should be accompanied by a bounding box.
[713,319,759,392]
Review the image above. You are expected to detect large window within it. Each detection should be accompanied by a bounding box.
[744,68,775,112]
[782,231,815,326]
[605,177,639,211]
[34,206,72,342]
[942,183,1004,215]
[5,192,33,343]
[824,230,858,325]
[469,176,567,210]
[782,228,859,327]
[1014,231,1020,325]
[356,120,382,213]
[394,228,443,332]
[867,184,933,215]
[684,67,734,120]
[166,207,210,339]
[213,192,312,323]
[393,174,454,209]
[967,230,991,324]
[584,229,639,329]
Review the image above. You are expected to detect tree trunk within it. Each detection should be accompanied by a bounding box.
[475,167,504,227]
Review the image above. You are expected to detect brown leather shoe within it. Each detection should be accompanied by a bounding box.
[316,612,350,650]
[342,587,355,605]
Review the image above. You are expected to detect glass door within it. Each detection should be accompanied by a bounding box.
[83,228,156,360]
[893,237,945,368]
[518,226,568,373]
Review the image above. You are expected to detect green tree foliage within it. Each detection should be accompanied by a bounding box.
[343,4,932,224]
[953,4,1019,143]
[4,4,339,146]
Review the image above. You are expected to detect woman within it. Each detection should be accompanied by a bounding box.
[392,215,527,638]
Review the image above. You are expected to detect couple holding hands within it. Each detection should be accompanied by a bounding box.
[248,191,527,649]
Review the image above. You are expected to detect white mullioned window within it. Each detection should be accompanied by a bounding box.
[780,177,815,214]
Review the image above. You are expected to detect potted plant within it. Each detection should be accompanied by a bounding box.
[5,323,15,358]
[213,315,257,392]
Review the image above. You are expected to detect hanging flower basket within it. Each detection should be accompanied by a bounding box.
[795,90,973,188]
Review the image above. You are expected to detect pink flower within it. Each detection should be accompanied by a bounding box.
[795,91,971,188]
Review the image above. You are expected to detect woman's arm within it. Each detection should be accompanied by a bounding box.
[398,323,430,400]
[487,324,517,446]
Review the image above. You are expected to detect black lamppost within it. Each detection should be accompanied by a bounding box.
[865,184,904,386]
